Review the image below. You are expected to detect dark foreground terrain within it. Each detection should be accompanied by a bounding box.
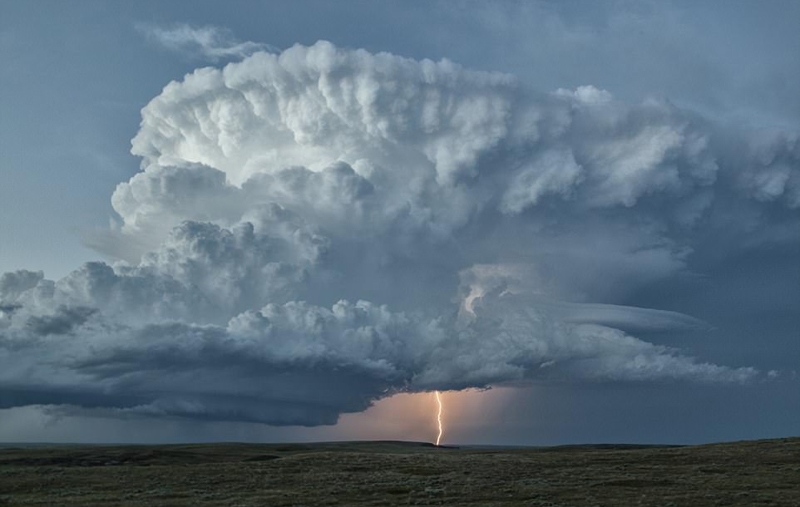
[1,437,798,506]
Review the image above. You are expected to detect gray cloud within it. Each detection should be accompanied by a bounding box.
[25,306,97,336]
[1,41,796,426]
[0,270,44,300]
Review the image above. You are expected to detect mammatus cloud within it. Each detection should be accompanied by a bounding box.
[136,23,278,62]
[2,41,797,426]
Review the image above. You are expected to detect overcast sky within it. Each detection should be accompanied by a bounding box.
[0,0,798,445]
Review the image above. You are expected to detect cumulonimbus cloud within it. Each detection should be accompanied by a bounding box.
[2,41,797,425]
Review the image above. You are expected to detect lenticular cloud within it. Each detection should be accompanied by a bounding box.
[2,41,797,425]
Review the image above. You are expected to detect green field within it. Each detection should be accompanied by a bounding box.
[1,437,798,506]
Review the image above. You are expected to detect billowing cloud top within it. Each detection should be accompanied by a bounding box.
[2,42,797,426]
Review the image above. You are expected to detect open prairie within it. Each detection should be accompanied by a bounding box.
[0,437,798,506]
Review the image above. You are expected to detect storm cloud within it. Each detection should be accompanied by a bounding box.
[1,41,796,426]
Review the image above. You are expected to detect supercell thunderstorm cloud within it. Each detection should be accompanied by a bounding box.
[1,41,798,427]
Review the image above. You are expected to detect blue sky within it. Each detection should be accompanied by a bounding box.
[0,1,798,444]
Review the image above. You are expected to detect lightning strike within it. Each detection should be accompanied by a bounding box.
[435,390,444,446]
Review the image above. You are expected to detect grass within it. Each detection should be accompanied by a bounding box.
[0,437,798,506]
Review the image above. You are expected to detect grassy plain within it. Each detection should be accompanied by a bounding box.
[1,437,798,506]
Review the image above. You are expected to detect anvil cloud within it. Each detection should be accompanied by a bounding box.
[1,42,797,426]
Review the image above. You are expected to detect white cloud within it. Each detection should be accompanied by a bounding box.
[2,41,796,426]
[136,23,277,61]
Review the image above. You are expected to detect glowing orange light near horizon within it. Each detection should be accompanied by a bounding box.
[327,387,516,443]
[434,390,444,446]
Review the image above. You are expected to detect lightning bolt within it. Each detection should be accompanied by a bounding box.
[435,390,444,446]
